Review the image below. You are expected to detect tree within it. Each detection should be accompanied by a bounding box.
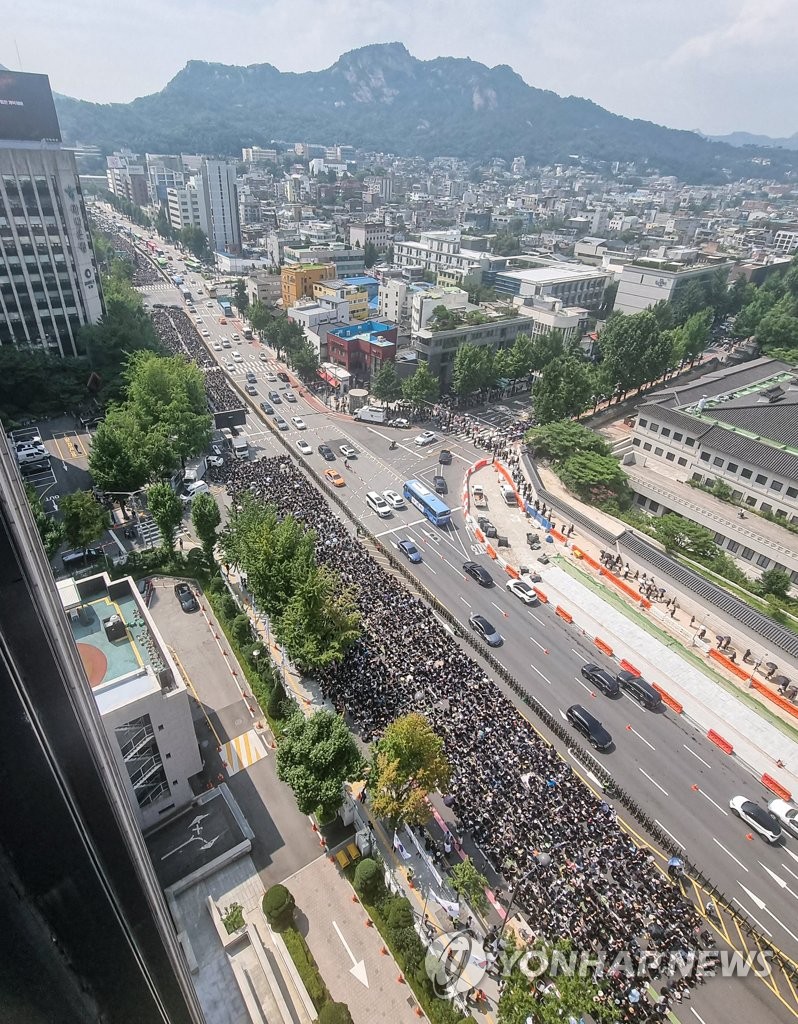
[276,710,366,818]
[353,858,383,900]
[652,513,717,560]
[755,309,798,352]
[248,300,274,338]
[370,361,403,403]
[401,362,439,408]
[291,341,320,381]
[675,308,712,366]
[278,566,361,672]
[758,568,792,600]
[451,344,495,398]
[124,352,212,475]
[370,713,451,826]
[532,356,592,424]
[318,1004,354,1024]
[504,333,536,381]
[262,884,295,931]
[491,231,521,256]
[525,420,610,462]
[147,482,183,553]
[26,484,63,557]
[178,226,210,261]
[154,208,174,241]
[448,857,489,913]
[363,241,378,268]
[385,244,394,264]
[528,331,565,373]
[88,406,149,500]
[234,278,249,315]
[61,491,109,554]
[597,310,661,396]
[191,491,221,560]
[559,452,629,503]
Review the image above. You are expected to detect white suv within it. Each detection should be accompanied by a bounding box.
[366,491,392,518]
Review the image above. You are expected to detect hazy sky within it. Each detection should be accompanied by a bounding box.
[6,0,795,136]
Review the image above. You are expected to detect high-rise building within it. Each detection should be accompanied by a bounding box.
[197,159,241,255]
[0,434,205,1024]
[0,71,104,356]
[167,183,202,233]
[106,150,150,207]
[146,154,187,205]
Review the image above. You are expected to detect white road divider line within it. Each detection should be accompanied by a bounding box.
[683,744,712,770]
[732,897,772,936]
[655,819,684,851]
[629,726,656,751]
[529,612,546,626]
[712,837,749,872]
[459,595,471,608]
[759,862,798,900]
[638,768,668,796]
[698,789,729,816]
[529,636,548,652]
[531,664,552,686]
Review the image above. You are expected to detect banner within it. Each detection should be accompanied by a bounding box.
[430,892,460,918]
[393,831,412,861]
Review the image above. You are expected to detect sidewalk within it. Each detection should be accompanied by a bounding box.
[464,461,798,792]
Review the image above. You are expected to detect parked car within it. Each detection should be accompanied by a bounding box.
[616,671,662,710]
[414,431,436,446]
[463,562,493,587]
[291,416,307,430]
[274,415,289,431]
[505,578,538,605]
[174,582,198,613]
[468,613,503,647]
[268,391,282,404]
[730,796,782,843]
[340,444,357,458]
[768,798,798,838]
[277,371,290,382]
[260,401,274,415]
[296,439,312,455]
[397,539,422,563]
[245,383,258,395]
[284,390,297,402]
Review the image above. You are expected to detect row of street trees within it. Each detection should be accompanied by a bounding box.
[248,302,321,380]
[221,494,361,674]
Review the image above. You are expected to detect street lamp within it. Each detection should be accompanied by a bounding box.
[496,852,550,943]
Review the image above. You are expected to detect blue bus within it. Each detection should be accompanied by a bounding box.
[403,479,451,527]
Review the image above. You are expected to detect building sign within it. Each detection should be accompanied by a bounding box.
[0,71,61,143]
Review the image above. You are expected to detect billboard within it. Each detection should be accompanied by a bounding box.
[0,71,61,143]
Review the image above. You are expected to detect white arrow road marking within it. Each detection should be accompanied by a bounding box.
[628,726,656,751]
[697,789,728,816]
[759,862,798,900]
[737,884,798,943]
[639,768,668,796]
[712,837,748,872]
[683,744,712,770]
[332,921,369,988]
[781,861,798,884]
[783,847,798,869]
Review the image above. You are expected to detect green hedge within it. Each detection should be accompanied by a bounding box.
[282,925,330,1012]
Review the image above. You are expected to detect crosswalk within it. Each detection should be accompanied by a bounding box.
[136,282,179,293]
[136,514,189,548]
[221,729,269,775]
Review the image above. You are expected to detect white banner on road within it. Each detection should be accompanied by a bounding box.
[393,831,412,861]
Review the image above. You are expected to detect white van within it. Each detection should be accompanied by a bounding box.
[366,491,392,518]
[180,480,210,503]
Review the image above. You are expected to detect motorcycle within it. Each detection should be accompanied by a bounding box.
[389,440,398,451]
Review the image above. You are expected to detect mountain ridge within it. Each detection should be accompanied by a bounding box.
[52,42,794,182]
[707,129,798,151]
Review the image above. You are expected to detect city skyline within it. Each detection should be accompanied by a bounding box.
[6,0,795,139]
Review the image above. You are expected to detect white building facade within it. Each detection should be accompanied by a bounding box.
[197,159,241,255]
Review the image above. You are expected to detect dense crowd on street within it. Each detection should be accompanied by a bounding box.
[217,452,709,1019]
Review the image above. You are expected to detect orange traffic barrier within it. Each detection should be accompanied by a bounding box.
[750,679,798,720]
[707,729,734,754]
[708,648,752,681]
[485,544,498,559]
[619,660,641,677]
[594,638,614,657]
[474,528,485,543]
[651,683,684,714]
[505,564,520,579]
[474,459,488,471]
[761,774,792,802]
[534,588,549,604]
[555,605,573,624]
[550,529,567,543]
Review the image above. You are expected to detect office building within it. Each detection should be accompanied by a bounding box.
[0,433,204,1024]
[288,295,351,333]
[281,262,335,308]
[348,221,390,251]
[242,146,278,164]
[393,229,493,282]
[410,286,469,334]
[325,320,397,380]
[313,277,369,320]
[147,154,186,205]
[413,313,531,390]
[106,150,149,207]
[491,262,610,308]
[197,159,241,255]
[0,71,104,356]
[512,295,590,344]
[167,183,202,233]
[614,258,731,315]
[282,242,365,277]
[773,229,798,255]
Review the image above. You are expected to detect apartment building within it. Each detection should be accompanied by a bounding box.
[773,229,798,254]
[197,159,241,255]
[349,221,390,250]
[106,151,149,207]
[0,72,104,356]
[313,277,369,320]
[413,313,531,390]
[393,229,494,281]
[167,183,202,233]
[410,286,469,334]
[512,295,589,343]
[325,319,397,380]
[146,154,186,205]
[282,242,365,276]
[288,295,351,333]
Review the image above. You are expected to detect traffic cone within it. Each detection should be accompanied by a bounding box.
[397,974,405,984]
[380,946,388,956]
[745,833,754,841]
[691,784,699,791]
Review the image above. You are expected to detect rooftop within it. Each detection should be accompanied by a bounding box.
[497,264,608,284]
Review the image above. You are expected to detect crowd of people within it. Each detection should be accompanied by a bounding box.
[217,451,710,1019]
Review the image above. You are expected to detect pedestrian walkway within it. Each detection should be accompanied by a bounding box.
[221,729,269,775]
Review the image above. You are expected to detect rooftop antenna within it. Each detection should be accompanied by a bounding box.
[15,39,24,71]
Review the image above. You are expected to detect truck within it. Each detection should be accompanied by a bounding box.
[171,274,184,287]
[182,456,207,484]
[218,299,233,318]
[180,286,192,303]
[232,436,249,460]
[242,327,253,340]
[354,406,387,424]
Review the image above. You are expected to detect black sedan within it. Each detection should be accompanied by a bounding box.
[318,443,335,460]
[463,561,494,587]
[397,539,422,564]
[468,613,503,647]
[438,449,453,465]
[174,582,198,613]
[580,663,621,697]
[260,400,274,415]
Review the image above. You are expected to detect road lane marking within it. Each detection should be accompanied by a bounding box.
[531,664,552,686]
[492,601,505,615]
[424,564,437,575]
[459,596,471,608]
[712,837,749,872]
[690,1009,709,1024]
[732,897,772,936]
[758,862,798,900]
[567,750,602,788]
[570,648,587,661]
[639,768,668,796]
[738,883,798,943]
[628,726,656,751]
[529,612,546,626]
[781,861,798,884]
[655,819,684,850]
[574,676,593,695]
[683,744,712,770]
[697,789,728,816]
[530,636,548,653]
